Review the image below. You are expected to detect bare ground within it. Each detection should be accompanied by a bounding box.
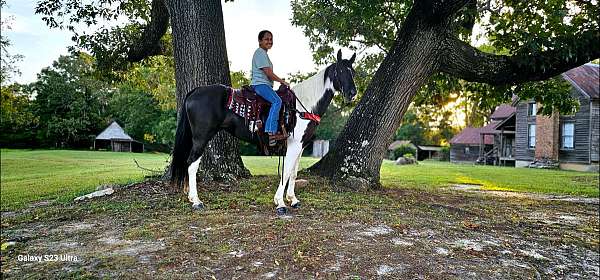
[1,176,599,279]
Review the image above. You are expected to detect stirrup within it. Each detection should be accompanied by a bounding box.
[268,139,277,146]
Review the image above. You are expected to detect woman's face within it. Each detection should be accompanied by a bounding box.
[259,33,273,50]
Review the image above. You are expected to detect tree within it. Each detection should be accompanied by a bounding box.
[1,0,24,85]
[0,84,38,146]
[111,55,177,150]
[32,53,110,148]
[394,108,426,145]
[36,0,250,181]
[292,0,599,187]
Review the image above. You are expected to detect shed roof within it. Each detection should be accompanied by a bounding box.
[479,120,501,135]
[562,63,599,99]
[388,140,417,151]
[449,127,494,145]
[417,145,444,151]
[96,121,134,141]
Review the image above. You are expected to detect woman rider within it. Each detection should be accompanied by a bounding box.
[251,30,289,143]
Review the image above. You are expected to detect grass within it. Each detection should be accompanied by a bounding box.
[1,149,598,211]
[380,160,599,197]
[0,149,170,210]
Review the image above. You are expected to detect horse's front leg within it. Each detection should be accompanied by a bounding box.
[285,152,302,208]
[187,158,204,209]
[274,142,302,215]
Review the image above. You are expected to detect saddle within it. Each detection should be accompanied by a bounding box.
[226,84,297,155]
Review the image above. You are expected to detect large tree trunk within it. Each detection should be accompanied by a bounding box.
[165,0,250,181]
[309,9,445,189]
[309,0,598,189]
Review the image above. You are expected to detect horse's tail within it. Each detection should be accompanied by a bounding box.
[170,102,192,189]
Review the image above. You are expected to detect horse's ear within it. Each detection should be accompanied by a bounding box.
[349,53,356,64]
[337,49,342,62]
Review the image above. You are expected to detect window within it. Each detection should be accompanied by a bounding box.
[528,103,537,116]
[464,147,470,154]
[562,122,574,149]
[528,124,536,148]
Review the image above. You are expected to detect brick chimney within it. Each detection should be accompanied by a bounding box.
[535,111,560,160]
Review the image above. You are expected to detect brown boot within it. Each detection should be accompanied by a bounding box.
[268,133,288,141]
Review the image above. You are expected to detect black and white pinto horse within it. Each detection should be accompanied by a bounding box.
[170,50,357,214]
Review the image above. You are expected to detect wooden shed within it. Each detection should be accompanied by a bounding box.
[94,121,144,153]
[449,127,494,163]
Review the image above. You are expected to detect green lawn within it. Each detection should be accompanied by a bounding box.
[380,160,599,197]
[1,149,598,210]
[0,149,171,210]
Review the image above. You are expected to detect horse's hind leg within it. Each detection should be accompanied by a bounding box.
[187,133,215,210]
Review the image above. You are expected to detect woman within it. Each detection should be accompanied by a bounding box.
[251,30,289,143]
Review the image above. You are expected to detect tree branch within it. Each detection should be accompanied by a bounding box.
[350,39,389,55]
[416,0,472,20]
[382,4,401,32]
[477,0,502,14]
[440,32,600,85]
[127,0,169,62]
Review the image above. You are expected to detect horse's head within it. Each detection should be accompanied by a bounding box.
[328,49,357,104]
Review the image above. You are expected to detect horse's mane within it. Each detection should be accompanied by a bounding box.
[291,68,329,111]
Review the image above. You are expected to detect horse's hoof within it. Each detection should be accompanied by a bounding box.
[276,207,288,216]
[192,203,204,211]
[291,202,301,209]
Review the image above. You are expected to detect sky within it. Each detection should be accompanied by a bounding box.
[2,0,319,84]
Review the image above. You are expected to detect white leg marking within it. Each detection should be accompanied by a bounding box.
[286,155,302,206]
[187,159,202,206]
[274,139,303,209]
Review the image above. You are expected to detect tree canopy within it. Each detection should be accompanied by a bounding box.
[292,0,595,116]
[293,0,598,186]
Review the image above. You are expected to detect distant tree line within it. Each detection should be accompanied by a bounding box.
[0,52,249,152]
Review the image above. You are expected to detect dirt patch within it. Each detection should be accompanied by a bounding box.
[1,178,598,279]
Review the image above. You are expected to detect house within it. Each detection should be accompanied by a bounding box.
[450,63,599,171]
[94,121,144,152]
[514,63,599,171]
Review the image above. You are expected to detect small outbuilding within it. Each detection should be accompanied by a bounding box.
[388,140,444,160]
[449,127,494,163]
[94,121,144,153]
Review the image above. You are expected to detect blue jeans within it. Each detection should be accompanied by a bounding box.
[252,84,281,134]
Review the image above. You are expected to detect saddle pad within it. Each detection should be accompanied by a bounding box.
[226,87,259,120]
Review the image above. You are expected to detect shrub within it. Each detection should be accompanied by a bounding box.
[392,144,417,160]
[439,146,450,161]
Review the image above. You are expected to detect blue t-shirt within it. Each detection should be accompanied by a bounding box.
[251,47,273,87]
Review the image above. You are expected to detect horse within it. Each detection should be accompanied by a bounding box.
[170,50,357,215]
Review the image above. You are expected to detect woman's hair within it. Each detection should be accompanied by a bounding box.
[258,30,272,41]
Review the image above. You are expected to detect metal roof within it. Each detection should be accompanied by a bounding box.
[490,104,516,120]
[450,127,494,145]
[562,63,599,99]
[95,121,134,141]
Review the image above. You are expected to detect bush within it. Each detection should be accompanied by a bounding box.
[392,144,417,160]
[439,146,450,161]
